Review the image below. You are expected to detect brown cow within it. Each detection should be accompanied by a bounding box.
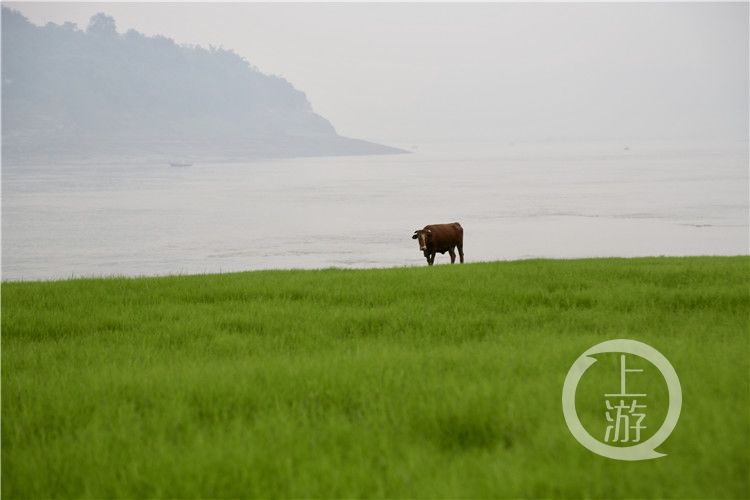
[411,222,464,266]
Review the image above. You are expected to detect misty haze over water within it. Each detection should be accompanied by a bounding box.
[3,140,747,281]
[9,3,747,147]
[1,3,748,280]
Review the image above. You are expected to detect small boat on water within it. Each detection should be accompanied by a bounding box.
[169,160,193,167]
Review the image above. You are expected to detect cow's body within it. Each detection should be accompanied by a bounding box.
[412,222,464,266]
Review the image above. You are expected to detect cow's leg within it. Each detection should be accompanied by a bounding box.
[449,248,456,264]
[457,243,464,263]
[429,252,436,266]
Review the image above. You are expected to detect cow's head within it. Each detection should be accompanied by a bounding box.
[411,229,431,251]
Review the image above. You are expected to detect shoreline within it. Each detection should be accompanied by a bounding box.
[3,254,748,285]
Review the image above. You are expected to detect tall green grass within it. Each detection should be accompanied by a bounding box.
[2,257,749,498]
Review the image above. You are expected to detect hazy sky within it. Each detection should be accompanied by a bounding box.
[7,2,749,147]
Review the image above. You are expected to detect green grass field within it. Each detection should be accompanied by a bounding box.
[2,257,749,498]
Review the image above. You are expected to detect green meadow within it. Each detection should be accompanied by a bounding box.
[2,256,749,498]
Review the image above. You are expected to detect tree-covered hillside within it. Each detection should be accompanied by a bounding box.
[1,9,403,163]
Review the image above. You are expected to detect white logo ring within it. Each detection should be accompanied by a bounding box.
[561,339,682,461]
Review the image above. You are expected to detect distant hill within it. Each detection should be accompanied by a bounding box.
[1,8,405,163]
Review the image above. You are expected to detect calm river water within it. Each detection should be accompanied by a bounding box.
[2,141,748,281]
